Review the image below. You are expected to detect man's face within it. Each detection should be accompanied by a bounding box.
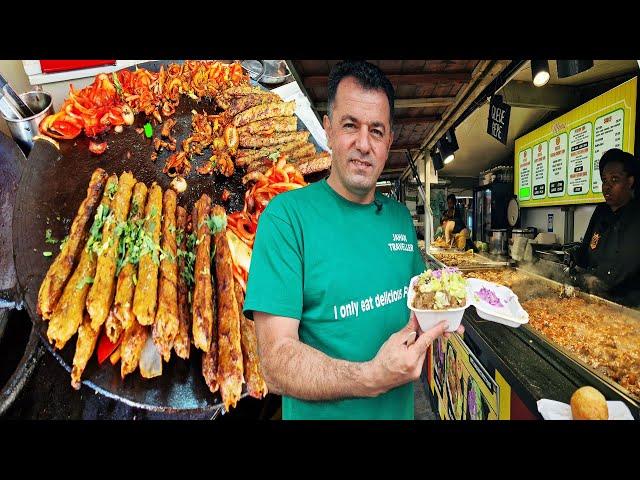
[602,161,634,211]
[323,77,393,199]
[447,198,455,210]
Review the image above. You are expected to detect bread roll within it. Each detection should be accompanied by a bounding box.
[570,386,609,420]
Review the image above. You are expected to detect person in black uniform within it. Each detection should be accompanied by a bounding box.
[441,193,468,245]
[569,148,640,307]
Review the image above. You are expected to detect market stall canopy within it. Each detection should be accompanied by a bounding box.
[289,60,512,179]
[440,60,639,180]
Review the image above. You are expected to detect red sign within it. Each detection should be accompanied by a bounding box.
[39,60,115,74]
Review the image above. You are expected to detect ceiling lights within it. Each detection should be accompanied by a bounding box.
[437,128,458,164]
[557,60,594,78]
[531,60,550,87]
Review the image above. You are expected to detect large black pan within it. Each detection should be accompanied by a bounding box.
[12,60,318,412]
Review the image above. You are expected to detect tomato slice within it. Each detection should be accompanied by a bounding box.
[51,119,82,139]
[88,141,107,155]
[97,331,122,365]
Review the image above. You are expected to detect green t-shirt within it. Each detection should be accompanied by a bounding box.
[243,179,425,420]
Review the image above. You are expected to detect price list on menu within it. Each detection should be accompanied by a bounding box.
[568,123,592,195]
[532,141,548,199]
[592,109,624,193]
[547,133,567,197]
[518,148,532,200]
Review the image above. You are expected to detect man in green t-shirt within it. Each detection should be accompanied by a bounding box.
[243,60,464,420]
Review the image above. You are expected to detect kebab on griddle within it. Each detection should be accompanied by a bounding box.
[210,205,244,410]
[235,281,268,399]
[38,168,109,319]
[87,171,136,331]
[152,189,179,362]
[173,206,192,360]
[132,182,163,326]
[47,173,117,349]
[112,181,148,333]
[192,194,214,353]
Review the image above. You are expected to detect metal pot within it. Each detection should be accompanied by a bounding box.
[511,227,537,242]
[1,91,53,155]
[489,228,508,255]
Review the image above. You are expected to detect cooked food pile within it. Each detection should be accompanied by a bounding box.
[226,155,308,290]
[37,168,270,411]
[38,60,332,180]
[412,268,468,310]
[465,269,640,401]
[431,237,452,249]
[39,61,246,142]
[432,250,493,268]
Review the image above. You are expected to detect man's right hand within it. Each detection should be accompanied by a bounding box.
[367,314,454,396]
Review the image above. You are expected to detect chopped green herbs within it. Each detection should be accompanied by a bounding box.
[45,228,58,244]
[76,276,94,290]
[202,213,227,235]
[107,182,118,200]
[86,204,112,254]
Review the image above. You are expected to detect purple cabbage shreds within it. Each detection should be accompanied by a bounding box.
[476,287,503,307]
[432,267,460,279]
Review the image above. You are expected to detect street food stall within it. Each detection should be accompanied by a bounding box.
[422,63,640,420]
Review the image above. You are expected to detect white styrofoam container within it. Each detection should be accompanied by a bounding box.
[466,278,529,328]
[407,274,530,331]
[407,275,467,333]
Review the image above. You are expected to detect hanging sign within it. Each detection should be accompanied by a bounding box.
[487,94,511,145]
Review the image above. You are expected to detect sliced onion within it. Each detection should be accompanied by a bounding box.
[139,335,163,379]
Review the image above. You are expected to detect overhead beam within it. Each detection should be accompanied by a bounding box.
[390,144,421,152]
[394,115,441,125]
[500,80,580,110]
[303,72,472,88]
[398,60,506,181]
[424,60,512,151]
[315,97,456,111]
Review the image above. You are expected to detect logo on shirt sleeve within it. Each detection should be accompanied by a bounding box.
[388,233,414,252]
[590,232,600,250]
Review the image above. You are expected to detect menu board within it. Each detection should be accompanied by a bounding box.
[515,77,636,207]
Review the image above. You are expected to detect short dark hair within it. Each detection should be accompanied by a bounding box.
[327,60,395,127]
[599,148,636,177]
[447,193,457,203]
[599,148,637,192]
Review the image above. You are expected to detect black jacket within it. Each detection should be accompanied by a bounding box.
[441,206,466,234]
[575,197,640,306]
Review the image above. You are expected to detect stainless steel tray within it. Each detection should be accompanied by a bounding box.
[463,265,640,404]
